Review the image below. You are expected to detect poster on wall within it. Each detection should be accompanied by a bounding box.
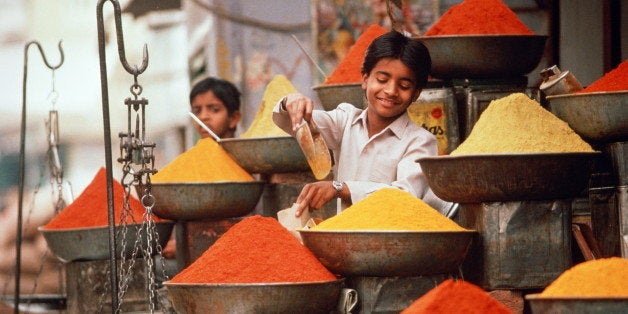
[313,0,439,76]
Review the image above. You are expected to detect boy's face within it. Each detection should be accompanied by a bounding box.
[361,58,421,123]
[191,90,241,139]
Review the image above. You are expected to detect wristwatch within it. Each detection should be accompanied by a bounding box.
[332,181,343,198]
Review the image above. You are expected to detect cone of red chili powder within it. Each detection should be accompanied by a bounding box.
[43,167,154,229]
[170,215,336,283]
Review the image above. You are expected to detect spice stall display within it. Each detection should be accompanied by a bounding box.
[526,257,628,313]
[164,216,343,313]
[401,279,512,314]
[39,168,173,312]
[417,93,602,293]
[312,24,387,110]
[300,188,476,312]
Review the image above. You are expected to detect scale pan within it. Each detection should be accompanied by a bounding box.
[548,91,628,143]
[298,230,475,277]
[220,137,309,174]
[150,181,265,220]
[39,222,174,262]
[416,35,547,79]
[312,83,365,111]
[417,152,602,203]
[526,294,628,314]
[164,279,344,314]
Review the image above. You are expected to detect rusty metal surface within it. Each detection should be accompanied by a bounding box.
[164,279,344,314]
[298,230,475,277]
[526,295,628,314]
[151,182,265,220]
[219,137,310,174]
[548,91,628,143]
[416,35,547,79]
[312,83,365,110]
[39,222,173,262]
[456,200,572,290]
[417,153,602,203]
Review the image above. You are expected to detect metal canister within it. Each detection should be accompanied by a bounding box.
[540,65,583,95]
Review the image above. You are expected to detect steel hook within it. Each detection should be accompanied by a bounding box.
[24,40,65,70]
[97,0,149,76]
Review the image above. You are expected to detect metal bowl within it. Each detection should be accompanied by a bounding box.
[150,181,265,220]
[526,294,628,314]
[417,153,602,203]
[298,230,475,277]
[0,294,66,312]
[547,91,628,143]
[39,222,174,262]
[164,279,344,314]
[312,83,365,110]
[219,136,309,174]
[416,35,547,79]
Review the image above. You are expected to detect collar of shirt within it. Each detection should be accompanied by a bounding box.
[350,108,411,140]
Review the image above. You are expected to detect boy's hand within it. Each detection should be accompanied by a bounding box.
[294,181,337,217]
[283,93,315,132]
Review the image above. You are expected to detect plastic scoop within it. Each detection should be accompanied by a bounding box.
[295,120,331,180]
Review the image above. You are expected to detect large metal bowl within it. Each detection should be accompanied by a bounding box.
[547,91,628,143]
[150,181,265,220]
[417,152,602,203]
[312,83,365,110]
[416,35,547,79]
[164,279,344,314]
[219,136,309,174]
[526,294,628,314]
[39,222,174,262]
[298,230,475,277]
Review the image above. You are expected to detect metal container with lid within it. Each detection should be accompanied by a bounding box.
[540,65,583,96]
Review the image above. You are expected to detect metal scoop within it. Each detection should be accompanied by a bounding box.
[295,120,331,180]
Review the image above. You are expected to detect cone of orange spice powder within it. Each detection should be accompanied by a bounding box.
[43,167,158,230]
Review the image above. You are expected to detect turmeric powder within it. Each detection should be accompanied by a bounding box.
[312,188,466,231]
[152,138,253,183]
[541,257,628,297]
[451,93,594,155]
[240,75,293,138]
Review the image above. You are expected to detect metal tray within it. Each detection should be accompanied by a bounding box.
[219,137,309,174]
[526,294,628,314]
[547,91,628,143]
[312,83,365,110]
[416,35,547,79]
[164,279,344,314]
[417,152,602,203]
[0,294,66,312]
[150,181,265,220]
[298,230,475,277]
[39,221,174,262]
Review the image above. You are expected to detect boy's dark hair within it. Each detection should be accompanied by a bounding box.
[189,77,241,114]
[361,30,431,89]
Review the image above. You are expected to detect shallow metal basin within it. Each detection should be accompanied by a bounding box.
[312,83,365,110]
[298,230,475,277]
[164,279,344,314]
[526,294,628,314]
[417,152,602,203]
[219,136,309,174]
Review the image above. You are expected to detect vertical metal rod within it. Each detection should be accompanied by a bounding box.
[18,40,63,314]
[96,1,149,312]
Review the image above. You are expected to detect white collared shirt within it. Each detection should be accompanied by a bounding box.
[273,102,452,214]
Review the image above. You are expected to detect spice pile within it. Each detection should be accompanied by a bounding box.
[43,167,151,229]
[323,24,387,85]
[451,93,594,155]
[424,0,534,36]
[311,188,466,231]
[540,257,628,297]
[401,279,512,314]
[169,215,336,283]
[151,138,253,183]
[240,75,294,138]
[576,60,628,93]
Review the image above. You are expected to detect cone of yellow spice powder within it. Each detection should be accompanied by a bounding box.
[312,188,466,231]
[540,257,628,297]
[240,75,295,138]
[152,138,253,183]
[451,93,595,155]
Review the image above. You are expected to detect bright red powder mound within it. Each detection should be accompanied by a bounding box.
[576,60,628,93]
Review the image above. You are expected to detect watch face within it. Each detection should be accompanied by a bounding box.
[333,181,343,191]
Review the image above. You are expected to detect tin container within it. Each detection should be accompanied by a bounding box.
[455,200,572,290]
[407,87,460,155]
[539,65,583,96]
[589,172,622,257]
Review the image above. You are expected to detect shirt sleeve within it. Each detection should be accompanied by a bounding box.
[272,99,293,135]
